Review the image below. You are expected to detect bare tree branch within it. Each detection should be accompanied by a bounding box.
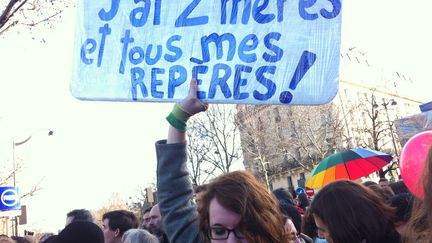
[0,0,72,36]
[237,103,347,186]
[19,177,44,199]
[189,105,242,174]
[186,121,216,186]
[351,93,400,178]
[0,171,16,186]
[0,20,17,35]
[0,0,26,28]
[23,9,62,27]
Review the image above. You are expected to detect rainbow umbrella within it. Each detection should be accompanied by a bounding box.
[305,148,392,189]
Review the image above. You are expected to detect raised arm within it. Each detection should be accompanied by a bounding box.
[155,79,207,243]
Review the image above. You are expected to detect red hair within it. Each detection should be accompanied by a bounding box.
[198,171,286,242]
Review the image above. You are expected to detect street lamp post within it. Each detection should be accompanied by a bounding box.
[380,98,400,181]
[381,98,399,157]
[11,129,53,236]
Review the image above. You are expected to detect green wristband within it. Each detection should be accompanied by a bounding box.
[171,103,191,122]
[166,112,187,132]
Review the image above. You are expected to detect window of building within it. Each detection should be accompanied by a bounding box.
[273,107,281,122]
[300,173,306,180]
[297,178,305,188]
[361,111,367,123]
[277,126,284,140]
[267,109,272,118]
[287,176,293,188]
[257,117,264,131]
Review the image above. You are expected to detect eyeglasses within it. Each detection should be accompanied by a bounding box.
[208,226,245,240]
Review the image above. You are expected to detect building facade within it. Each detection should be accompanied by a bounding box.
[237,48,425,191]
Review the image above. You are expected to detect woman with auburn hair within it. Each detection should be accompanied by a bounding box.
[198,171,285,242]
[403,145,432,243]
[309,180,400,243]
[155,80,287,243]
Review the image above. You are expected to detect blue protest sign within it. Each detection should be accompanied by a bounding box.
[71,0,342,105]
[0,187,20,211]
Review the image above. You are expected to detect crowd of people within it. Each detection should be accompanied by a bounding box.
[154,80,432,243]
[1,80,431,243]
[0,205,167,243]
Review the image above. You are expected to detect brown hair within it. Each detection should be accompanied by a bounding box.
[309,180,399,243]
[365,183,395,202]
[197,171,286,243]
[404,145,432,243]
[302,209,318,239]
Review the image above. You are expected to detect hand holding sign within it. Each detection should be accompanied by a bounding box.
[180,79,209,115]
[166,79,208,134]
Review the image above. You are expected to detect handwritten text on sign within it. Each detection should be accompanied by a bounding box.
[71,0,342,105]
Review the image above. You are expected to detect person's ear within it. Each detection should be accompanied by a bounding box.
[114,228,120,237]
